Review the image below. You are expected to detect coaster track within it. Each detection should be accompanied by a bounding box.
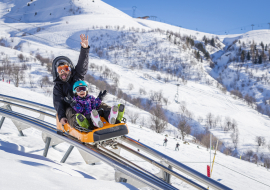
[0,94,231,190]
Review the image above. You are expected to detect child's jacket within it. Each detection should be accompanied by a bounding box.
[72,94,102,116]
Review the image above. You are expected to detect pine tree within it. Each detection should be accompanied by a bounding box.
[247,51,250,60]
[210,38,215,47]
[196,51,201,61]
[265,44,268,51]
[260,42,264,50]
[258,55,262,64]
[241,50,245,62]
[205,52,210,60]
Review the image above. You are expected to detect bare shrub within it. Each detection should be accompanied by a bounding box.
[139,88,147,95]
[264,157,270,169]
[162,97,169,106]
[128,83,134,90]
[150,105,168,133]
[223,146,234,156]
[206,113,214,129]
[230,90,243,99]
[230,127,239,149]
[244,94,256,107]
[42,76,52,87]
[29,74,35,88]
[224,116,232,131]
[177,115,191,140]
[221,86,227,94]
[17,54,24,62]
[179,101,187,115]
[10,66,24,87]
[126,110,140,124]
[149,90,163,103]
[197,116,203,123]
[245,150,254,162]
[255,136,266,146]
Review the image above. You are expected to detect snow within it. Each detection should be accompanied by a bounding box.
[0,0,270,189]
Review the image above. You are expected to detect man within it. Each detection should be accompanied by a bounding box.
[53,34,90,125]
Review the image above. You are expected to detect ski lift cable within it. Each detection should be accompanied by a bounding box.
[215,162,270,188]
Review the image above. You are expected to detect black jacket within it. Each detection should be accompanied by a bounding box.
[53,46,90,121]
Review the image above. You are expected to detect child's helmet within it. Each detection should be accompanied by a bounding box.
[73,80,88,94]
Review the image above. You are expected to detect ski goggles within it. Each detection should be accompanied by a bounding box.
[57,65,70,73]
[75,86,87,92]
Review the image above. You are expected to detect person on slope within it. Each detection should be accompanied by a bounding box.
[63,80,125,130]
[175,142,180,151]
[163,138,168,146]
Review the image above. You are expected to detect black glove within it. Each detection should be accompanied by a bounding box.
[63,95,77,107]
[97,90,107,101]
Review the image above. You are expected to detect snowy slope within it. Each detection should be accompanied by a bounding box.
[0,0,270,188]
[211,30,270,119]
[0,82,270,189]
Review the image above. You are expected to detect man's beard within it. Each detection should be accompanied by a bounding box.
[60,72,71,82]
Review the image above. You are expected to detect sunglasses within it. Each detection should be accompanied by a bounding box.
[57,65,70,73]
[76,86,87,92]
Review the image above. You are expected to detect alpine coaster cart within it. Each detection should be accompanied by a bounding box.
[53,56,129,143]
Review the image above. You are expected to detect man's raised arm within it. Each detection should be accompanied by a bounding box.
[75,34,90,80]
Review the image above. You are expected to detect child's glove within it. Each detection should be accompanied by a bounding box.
[63,95,77,107]
[97,90,107,101]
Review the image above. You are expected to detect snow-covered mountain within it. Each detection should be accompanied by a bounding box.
[1,0,270,189]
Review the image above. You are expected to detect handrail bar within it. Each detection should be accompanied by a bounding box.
[0,100,55,118]
[0,94,55,113]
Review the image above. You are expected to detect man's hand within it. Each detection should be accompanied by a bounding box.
[60,118,68,125]
[80,34,88,48]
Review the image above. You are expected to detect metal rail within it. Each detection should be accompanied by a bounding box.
[0,94,55,113]
[117,142,207,190]
[121,136,232,190]
[0,100,55,118]
[0,107,176,190]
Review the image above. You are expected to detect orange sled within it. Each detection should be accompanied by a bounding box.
[56,115,129,143]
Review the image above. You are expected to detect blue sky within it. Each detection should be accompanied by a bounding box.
[103,0,270,35]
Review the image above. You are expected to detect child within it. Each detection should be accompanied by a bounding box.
[64,80,125,130]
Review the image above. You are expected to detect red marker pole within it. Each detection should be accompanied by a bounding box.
[207,165,211,177]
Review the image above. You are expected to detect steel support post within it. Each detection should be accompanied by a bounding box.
[0,116,5,129]
[0,104,12,130]
[43,137,51,157]
[60,145,74,163]
[164,165,172,184]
